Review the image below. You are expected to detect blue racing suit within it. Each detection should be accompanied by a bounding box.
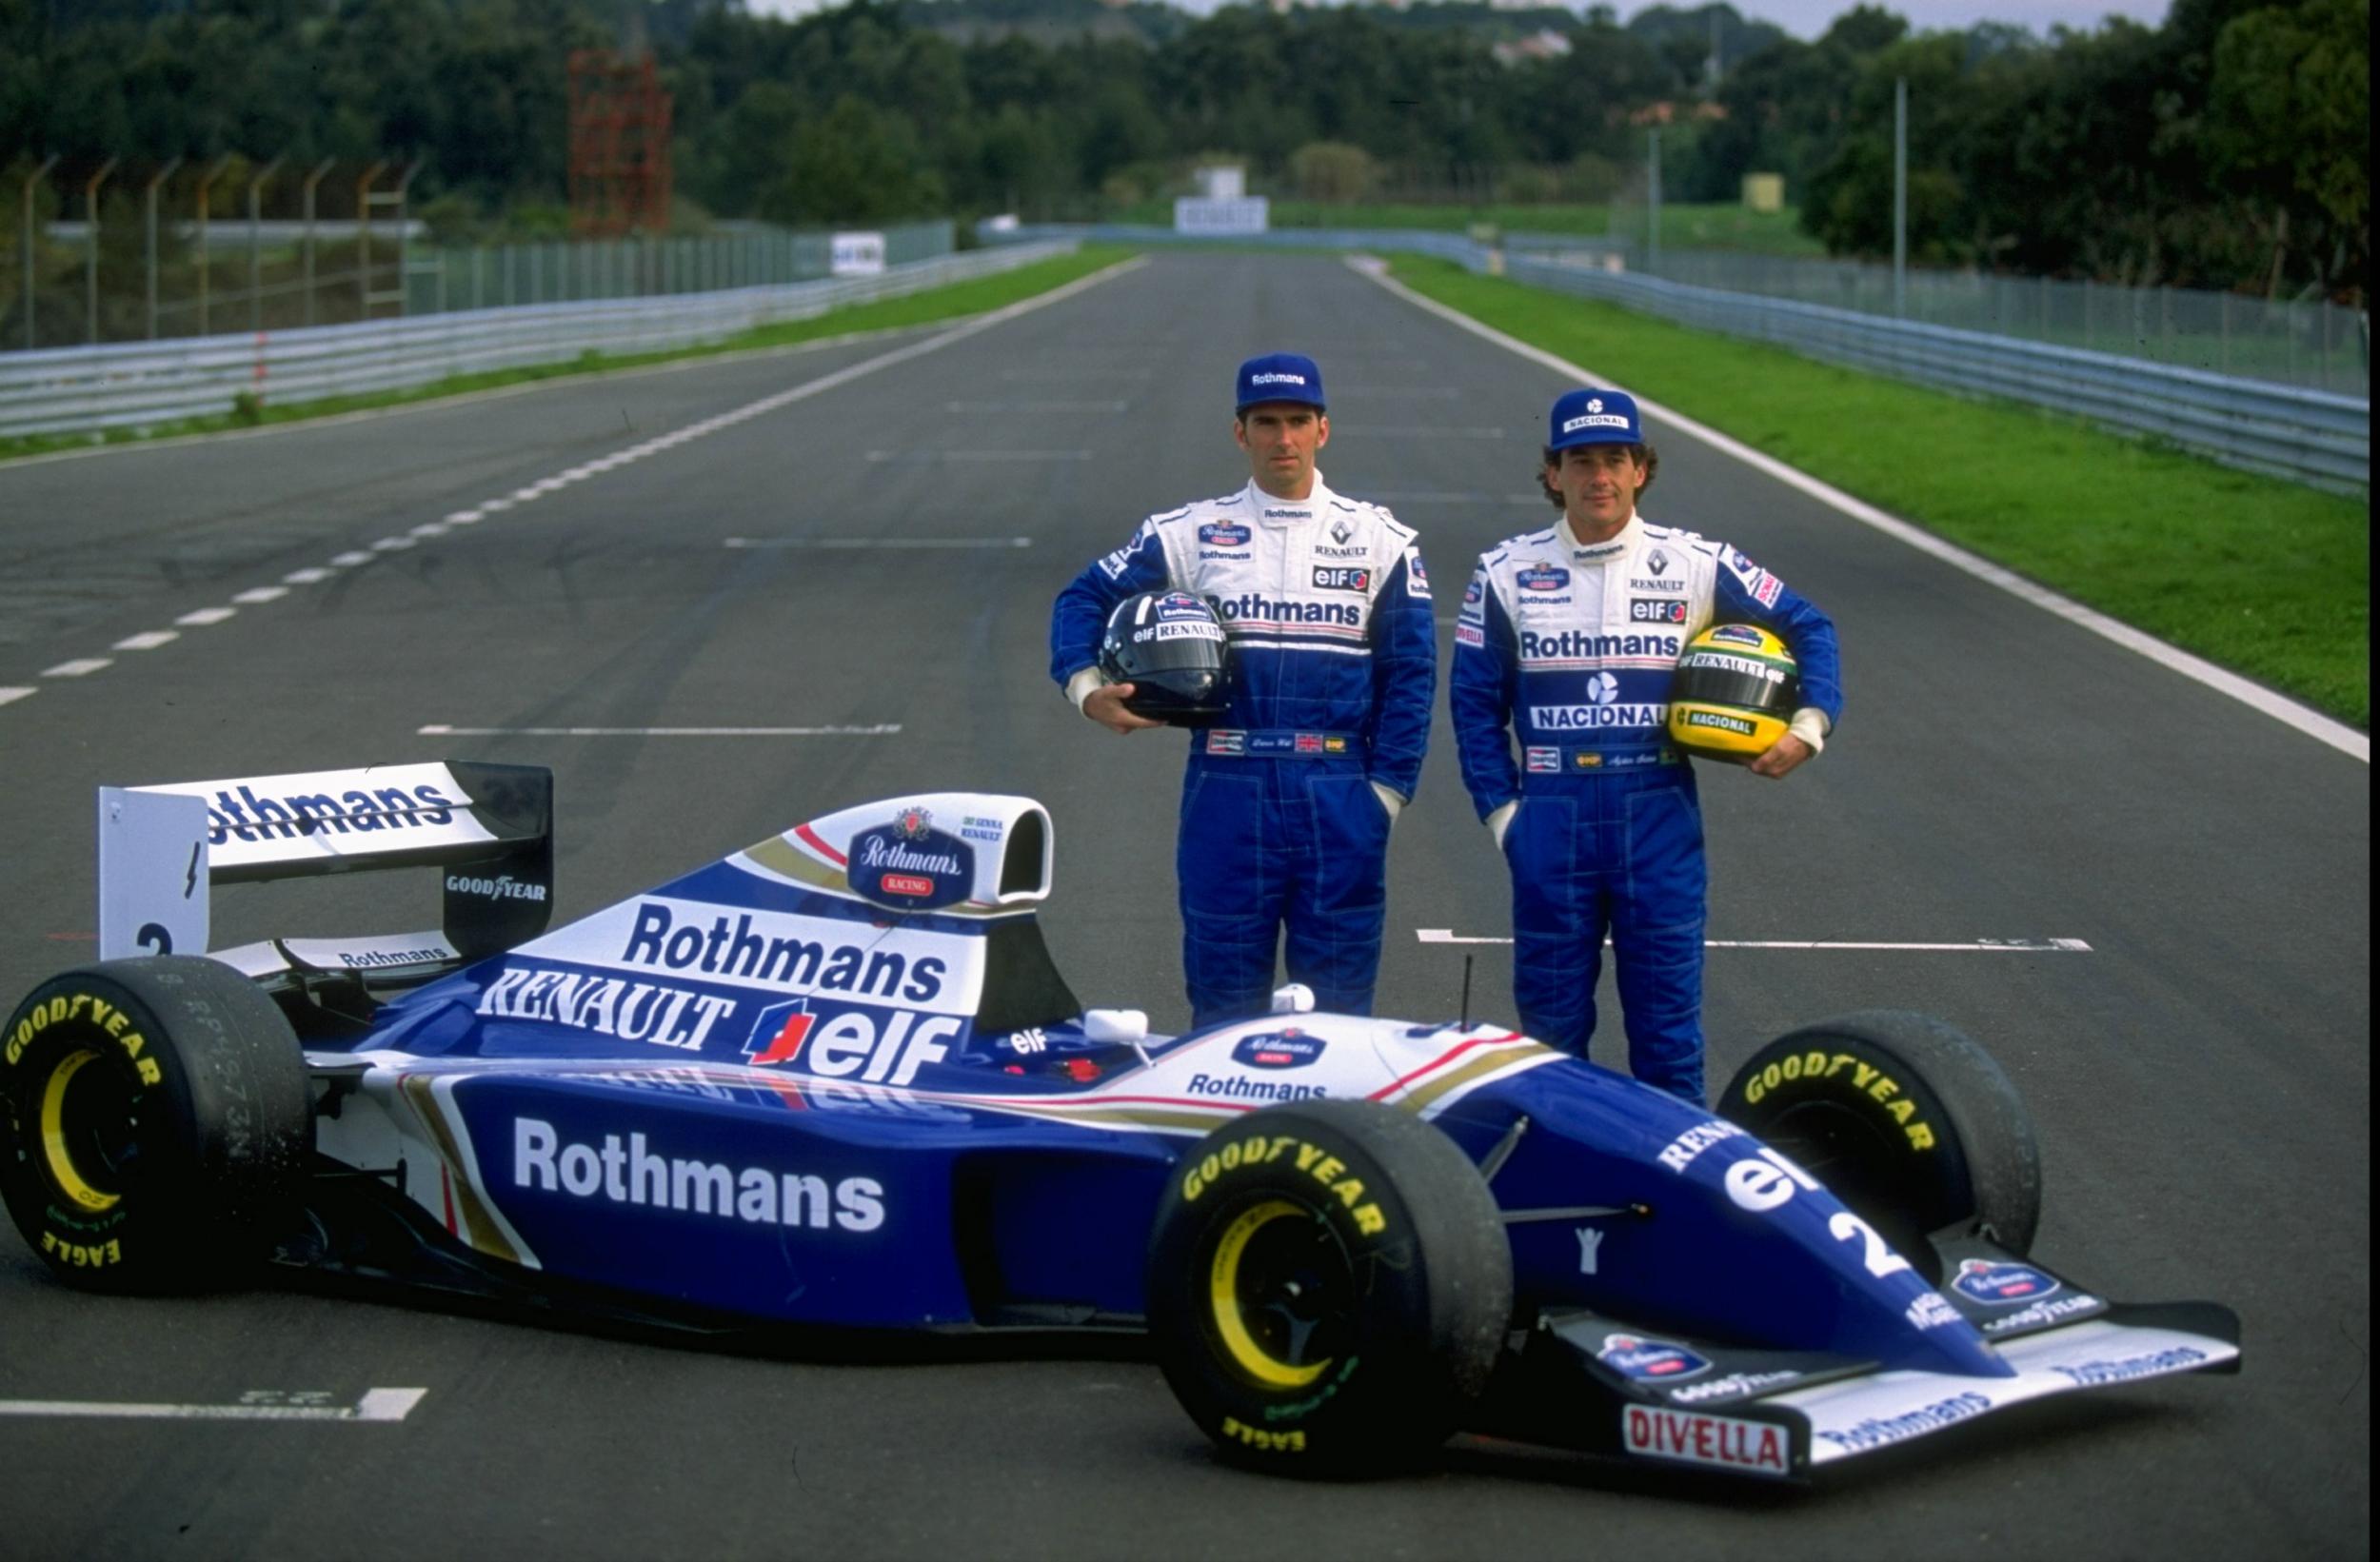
[1052,476,1436,1025]
[1451,512,1841,1101]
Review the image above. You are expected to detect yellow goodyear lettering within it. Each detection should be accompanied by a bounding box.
[136,1058,162,1086]
[1219,1416,1305,1453]
[40,1232,124,1269]
[1308,1156,1344,1189]
[1184,1136,1300,1202]
[106,1009,128,1038]
[119,1030,147,1059]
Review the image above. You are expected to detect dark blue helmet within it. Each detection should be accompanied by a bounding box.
[1099,590,1231,726]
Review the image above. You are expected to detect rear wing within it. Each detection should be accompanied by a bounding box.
[98,761,552,984]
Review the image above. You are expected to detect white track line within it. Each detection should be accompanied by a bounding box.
[417,724,902,737]
[0,1388,426,1423]
[1415,929,2092,952]
[5,256,1146,714]
[0,687,33,707]
[1361,262,2370,764]
[113,630,179,650]
[232,586,288,603]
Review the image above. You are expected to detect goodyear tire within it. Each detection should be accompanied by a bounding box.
[1717,1011,2041,1270]
[1144,1099,1513,1477]
[1,958,310,1293]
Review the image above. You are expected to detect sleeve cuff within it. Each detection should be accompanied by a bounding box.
[1369,781,1404,821]
[1065,666,1106,712]
[1788,707,1831,754]
[1486,799,1517,848]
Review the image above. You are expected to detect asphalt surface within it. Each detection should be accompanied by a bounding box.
[0,250,2366,1560]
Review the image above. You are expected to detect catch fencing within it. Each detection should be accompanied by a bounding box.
[0,240,1071,442]
[1005,225,2369,493]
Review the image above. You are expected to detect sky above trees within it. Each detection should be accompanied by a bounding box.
[746,0,2174,42]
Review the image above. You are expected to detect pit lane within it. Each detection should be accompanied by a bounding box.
[0,250,2365,1560]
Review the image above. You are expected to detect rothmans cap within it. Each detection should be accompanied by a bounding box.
[1235,352,1326,413]
[1546,388,1642,451]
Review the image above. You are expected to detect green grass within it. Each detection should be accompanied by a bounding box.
[0,246,1134,465]
[1103,199,1827,255]
[1389,255,2370,729]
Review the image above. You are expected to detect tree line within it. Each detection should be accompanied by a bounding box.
[0,0,2364,302]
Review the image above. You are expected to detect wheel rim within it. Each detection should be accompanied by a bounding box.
[1207,1199,1353,1390]
[39,1048,135,1214]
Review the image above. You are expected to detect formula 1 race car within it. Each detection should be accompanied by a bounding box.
[3,764,2240,1482]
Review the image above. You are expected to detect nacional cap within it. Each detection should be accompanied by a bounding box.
[1235,352,1326,413]
[1546,388,1642,451]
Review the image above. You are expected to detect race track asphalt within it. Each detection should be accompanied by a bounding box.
[0,251,2366,1561]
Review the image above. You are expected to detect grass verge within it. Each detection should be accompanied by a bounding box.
[1389,255,2369,730]
[0,246,1134,466]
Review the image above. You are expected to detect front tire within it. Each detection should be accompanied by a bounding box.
[2,958,310,1292]
[1718,1011,2041,1272]
[1144,1099,1512,1477]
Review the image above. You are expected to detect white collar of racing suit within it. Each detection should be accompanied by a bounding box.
[1245,473,1335,521]
[1558,509,1644,561]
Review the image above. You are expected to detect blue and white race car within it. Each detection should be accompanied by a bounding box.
[4,763,2240,1482]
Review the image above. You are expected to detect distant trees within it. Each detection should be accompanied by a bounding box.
[0,0,2364,300]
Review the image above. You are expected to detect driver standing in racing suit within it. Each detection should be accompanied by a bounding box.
[1050,353,1436,1028]
[1451,388,1841,1103]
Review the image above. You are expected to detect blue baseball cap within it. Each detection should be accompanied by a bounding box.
[1235,352,1326,413]
[1547,388,1642,451]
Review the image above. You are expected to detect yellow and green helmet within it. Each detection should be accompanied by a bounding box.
[1667,624,1799,761]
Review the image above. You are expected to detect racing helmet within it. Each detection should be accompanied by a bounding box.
[1667,623,1799,761]
[1098,590,1231,725]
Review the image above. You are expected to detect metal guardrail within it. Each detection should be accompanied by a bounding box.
[1497,250,2370,495]
[1003,226,2369,494]
[0,242,1071,442]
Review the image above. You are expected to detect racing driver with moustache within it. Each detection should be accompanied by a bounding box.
[1451,388,1841,1104]
[1049,353,1436,1028]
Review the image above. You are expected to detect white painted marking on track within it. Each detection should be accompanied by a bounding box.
[0,1388,427,1423]
[481,498,513,512]
[865,449,1092,462]
[0,687,35,708]
[445,509,483,524]
[328,551,375,566]
[724,537,1032,550]
[44,658,112,677]
[371,537,416,551]
[409,522,450,538]
[417,724,902,737]
[114,630,180,650]
[232,586,288,603]
[1414,929,2093,952]
[1360,260,2370,763]
[175,606,237,626]
[285,566,335,583]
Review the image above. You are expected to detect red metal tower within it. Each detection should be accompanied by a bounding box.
[567,50,673,237]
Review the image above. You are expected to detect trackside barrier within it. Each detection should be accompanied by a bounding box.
[1003,226,2368,495]
[0,242,1074,442]
[1497,250,2370,495]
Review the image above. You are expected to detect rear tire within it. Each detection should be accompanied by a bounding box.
[2,958,310,1293]
[1717,1011,2041,1271]
[1144,1099,1512,1477]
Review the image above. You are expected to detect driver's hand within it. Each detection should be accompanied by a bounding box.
[1084,682,1163,735]
[1749,733,1815,779]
